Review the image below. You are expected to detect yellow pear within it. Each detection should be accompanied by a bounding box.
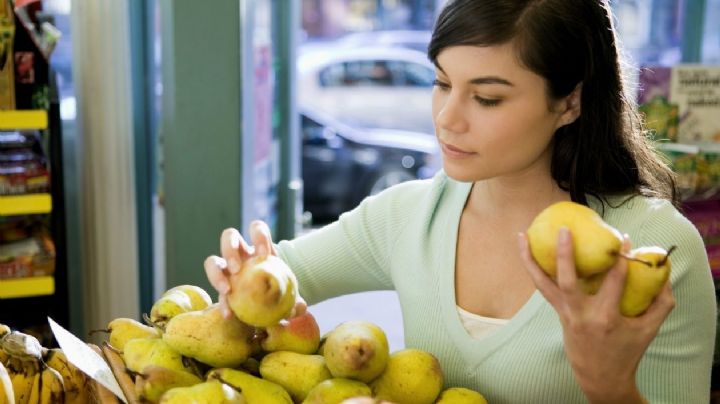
[159,380,245,403]
[323,321,389,383]
[302,378,372,404]
[149,290,194,329]
[207,367,292,404]
[370,349,443,404]
[620,246,673,317]
[163,304,255,368]
[104,318,161,350]
[527,201,623,278]
[259,351,332,402]
[436,387,488,404]
[135,365,202,403]
[163,285,213,311]
[227,255,299,327]
[122,337,197,375]
[262,311,321,354]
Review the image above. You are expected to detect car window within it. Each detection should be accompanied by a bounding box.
[319,59,433,88]
[387,61,434,87]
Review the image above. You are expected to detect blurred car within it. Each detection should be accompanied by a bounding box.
[333,30,431,53]
[301,107,439,224]
[297,46,436,135]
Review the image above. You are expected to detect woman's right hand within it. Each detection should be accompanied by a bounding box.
[204,220,307,319]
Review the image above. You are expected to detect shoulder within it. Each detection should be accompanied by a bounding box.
[599,194,709,281]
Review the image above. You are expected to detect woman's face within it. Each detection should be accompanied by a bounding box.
[432,43,573,183]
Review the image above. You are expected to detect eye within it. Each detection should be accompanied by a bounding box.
[432,79,450,91]
[473,96,501,107]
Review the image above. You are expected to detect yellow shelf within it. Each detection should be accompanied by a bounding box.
[0,276,55,299]
[0,194,52,216]
[0,110,48,130]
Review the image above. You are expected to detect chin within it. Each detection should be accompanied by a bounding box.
[442,164,484,183]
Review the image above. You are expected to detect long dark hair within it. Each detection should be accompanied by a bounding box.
[428,0,679,208]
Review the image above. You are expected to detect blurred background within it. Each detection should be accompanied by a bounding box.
[1,0,719,378]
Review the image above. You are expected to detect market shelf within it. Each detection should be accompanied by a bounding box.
[0,110,48,130]
[0,193,52,216]
[0,276,55,299]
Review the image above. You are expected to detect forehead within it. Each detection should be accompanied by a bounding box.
[435,43,531,81]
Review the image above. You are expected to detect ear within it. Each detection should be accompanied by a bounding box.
[556,83,582,129]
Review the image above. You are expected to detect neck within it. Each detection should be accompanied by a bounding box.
[466,170,570,223]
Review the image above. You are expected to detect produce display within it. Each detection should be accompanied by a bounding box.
[0,201,675,403]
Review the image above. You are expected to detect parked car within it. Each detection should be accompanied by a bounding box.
[297,46,436,135]
[301,107,439,224]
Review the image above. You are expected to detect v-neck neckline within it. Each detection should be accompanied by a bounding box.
[439,180,545,369]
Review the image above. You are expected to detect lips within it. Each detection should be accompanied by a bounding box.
[440,141,475,158]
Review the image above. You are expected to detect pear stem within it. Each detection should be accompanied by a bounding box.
[658,245,677,267]
[614,252,653,267]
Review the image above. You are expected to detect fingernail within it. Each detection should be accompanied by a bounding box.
[230,233,240,250]
[559,227,569,242]
[228,258,241,274]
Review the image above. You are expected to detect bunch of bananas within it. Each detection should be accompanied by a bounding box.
[0,323,93,404]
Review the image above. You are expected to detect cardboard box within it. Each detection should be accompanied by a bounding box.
[0,11,15,109]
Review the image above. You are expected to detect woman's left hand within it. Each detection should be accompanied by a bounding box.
[517,227,675,404]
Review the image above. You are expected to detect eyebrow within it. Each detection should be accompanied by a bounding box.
[436,64,514,86]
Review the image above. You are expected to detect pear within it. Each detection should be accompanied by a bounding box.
[577,272,608,295]
[103,317,160,350]
[207,367,292,404]
[135,365,202,403]
[436,387,488,404]
[163,304,255,368]
[163,285,213,310]
[620,246,673,317]
[339,398,395,404]
[323,321,389,383]
[527,201,623,278]
[159,380,245,403]
[302,378,372,404]
[122,337,197,375]
[262,311,321,354]
[227,255,299,327]
[259,351,332,402]
[370,349,443,404]
[149,290,195,329]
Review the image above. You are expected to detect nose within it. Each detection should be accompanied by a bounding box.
[433,92,469,135]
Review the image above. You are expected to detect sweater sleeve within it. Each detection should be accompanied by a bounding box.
[274,180,424,305]
[633,201,716,403]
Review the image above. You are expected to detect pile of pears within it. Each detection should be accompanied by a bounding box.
[527,201,675,316]
[97,255,489,404]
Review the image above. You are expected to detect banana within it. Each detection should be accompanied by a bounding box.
[0,332,43,364]
[25,372,40,404]
[0,324,10,339]
[43,348,92,404]
[0,361,15,404]
[39,365,64,404]
[9,367,34,404]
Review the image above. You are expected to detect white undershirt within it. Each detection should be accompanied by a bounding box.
[457,305,510,340]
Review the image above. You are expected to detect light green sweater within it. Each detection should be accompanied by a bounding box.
[277,171,716,403]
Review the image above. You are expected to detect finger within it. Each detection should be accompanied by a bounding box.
[518,232,560,305]
[249,220,275,257]
[599,235,631,308]
[290,296,308,318]
[218,293,233,319]
[204,255,230,294]
[221,228,252,274]
[555,227,577,293]
[639,281,675,326]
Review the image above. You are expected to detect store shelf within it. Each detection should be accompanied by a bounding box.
[0,110,48,130]
[0,194,52,216]
[0,276,55,299]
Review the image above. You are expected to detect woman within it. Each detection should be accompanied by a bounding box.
[206,0,716,402]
